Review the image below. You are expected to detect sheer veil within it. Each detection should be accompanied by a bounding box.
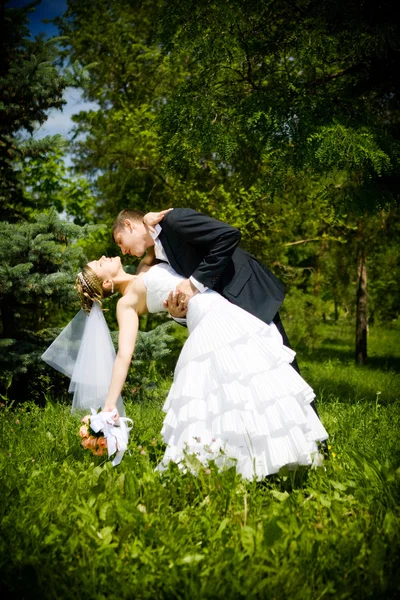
[41,303,125,416]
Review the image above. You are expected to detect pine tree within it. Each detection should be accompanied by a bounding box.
[0,209,98,398]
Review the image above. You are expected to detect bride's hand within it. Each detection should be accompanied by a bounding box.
[164,290,188,318]
[103,404,119,422]
[143,208,173,233]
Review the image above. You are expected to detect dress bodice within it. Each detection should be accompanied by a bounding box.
[143,263,186,313]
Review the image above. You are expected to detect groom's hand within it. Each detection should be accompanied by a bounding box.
[164,290,188,318]
[143,208,173,234]
[176,278,198,301]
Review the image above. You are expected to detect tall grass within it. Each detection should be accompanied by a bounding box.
[0,322,399,599]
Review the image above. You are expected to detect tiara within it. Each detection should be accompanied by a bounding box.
[77,272,87,288]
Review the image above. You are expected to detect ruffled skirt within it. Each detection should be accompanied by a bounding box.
[158,291,328,480]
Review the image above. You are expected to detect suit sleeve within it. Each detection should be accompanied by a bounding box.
[163,208,241,289]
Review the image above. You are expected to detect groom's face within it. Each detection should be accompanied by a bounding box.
[115,219,151,257]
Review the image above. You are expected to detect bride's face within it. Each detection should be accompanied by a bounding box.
[88,256,122,280]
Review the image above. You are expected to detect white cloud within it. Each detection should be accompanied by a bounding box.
[34,87,98,140]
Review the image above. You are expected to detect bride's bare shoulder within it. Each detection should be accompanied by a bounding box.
[117,276,146,313]
[118,286,139,308]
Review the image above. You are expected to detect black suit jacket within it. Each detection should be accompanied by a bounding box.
[158,208,285,325]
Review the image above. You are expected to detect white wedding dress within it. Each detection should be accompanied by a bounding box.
[144,263,328,480]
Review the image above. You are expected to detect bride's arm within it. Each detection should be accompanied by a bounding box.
[103,297,139,412]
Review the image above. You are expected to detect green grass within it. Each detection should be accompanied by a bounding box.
[0,322,399,599]
[297,320,400,407]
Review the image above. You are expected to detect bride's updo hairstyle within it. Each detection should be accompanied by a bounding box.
[75,264,112,314]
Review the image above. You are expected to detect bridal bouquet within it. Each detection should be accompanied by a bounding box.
[79,408,133,466]
[79,414,108,456]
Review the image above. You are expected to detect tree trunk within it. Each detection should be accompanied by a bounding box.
[355,221,368,365]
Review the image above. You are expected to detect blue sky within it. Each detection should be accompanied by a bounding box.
[9,0,67,38]
[10,0,97,148]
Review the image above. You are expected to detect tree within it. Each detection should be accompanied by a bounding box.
[0,0,96,220]
[0,209,96,398]
[55,0,183,227]
[20,147,97,224]
[0,1,101,399]
[57,0,400,365]
[0,0,67,220]
[56,0,255,241]
[157,0,400,364]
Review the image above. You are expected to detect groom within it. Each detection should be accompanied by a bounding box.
[112,207,303,375]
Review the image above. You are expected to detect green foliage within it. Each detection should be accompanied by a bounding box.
[111,321,176,402]
[158,0,400,213]
[280,290,325,350]
[298,320,400,407]
[367,210,400,323]
[308,124,392,176]
[58,0,400,363]
[0,2,65,220]
[0,209,99,398]
[0,3,105,400]
[0,1,97,222]
[55,0,188,226]
[0,322,399,599]
[20,148,97,223]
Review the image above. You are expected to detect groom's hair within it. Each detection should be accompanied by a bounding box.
[112,209,145,240]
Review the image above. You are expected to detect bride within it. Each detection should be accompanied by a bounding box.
[44,254,328,480]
